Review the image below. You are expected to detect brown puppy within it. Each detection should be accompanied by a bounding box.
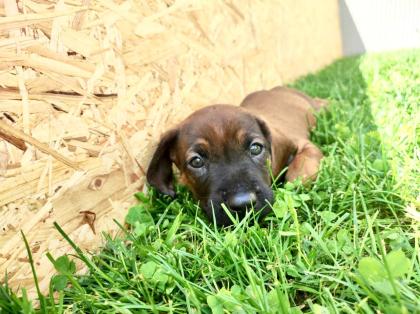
[147,86,326,225]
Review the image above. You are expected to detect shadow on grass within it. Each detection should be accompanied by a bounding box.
[291,55,405,216]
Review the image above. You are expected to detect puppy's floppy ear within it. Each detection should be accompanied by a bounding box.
[255,117,272,151]
[254,115,294,176]
[146,129,178,197]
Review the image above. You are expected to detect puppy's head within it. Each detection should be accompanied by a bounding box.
[147,105,274,226]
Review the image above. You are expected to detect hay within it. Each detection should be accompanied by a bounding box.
[0,0,341,297]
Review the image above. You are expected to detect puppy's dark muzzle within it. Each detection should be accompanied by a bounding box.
[228,191,257,212]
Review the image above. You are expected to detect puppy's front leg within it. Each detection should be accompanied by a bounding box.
[285,141,323,182]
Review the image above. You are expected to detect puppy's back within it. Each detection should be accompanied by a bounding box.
[240,86,317,141]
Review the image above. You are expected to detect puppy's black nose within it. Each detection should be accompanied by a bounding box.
[228,192,257,211]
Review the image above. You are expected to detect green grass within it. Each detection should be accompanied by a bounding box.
[1,50,419,313]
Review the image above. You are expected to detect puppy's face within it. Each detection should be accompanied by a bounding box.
[147,105,274,226]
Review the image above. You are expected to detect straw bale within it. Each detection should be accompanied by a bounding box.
[0,0,341,298]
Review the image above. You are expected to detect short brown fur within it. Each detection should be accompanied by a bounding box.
[147,86,326,225]
[241,86,326,180]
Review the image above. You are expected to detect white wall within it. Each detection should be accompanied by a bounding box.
[339,0,420,55]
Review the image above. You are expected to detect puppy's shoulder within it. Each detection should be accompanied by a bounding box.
[239,89,272,109]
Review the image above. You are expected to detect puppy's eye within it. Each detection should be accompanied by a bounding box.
[249,143,263,156]
[189,156,204,168]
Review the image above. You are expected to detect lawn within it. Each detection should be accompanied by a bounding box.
[1,50,419,313]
